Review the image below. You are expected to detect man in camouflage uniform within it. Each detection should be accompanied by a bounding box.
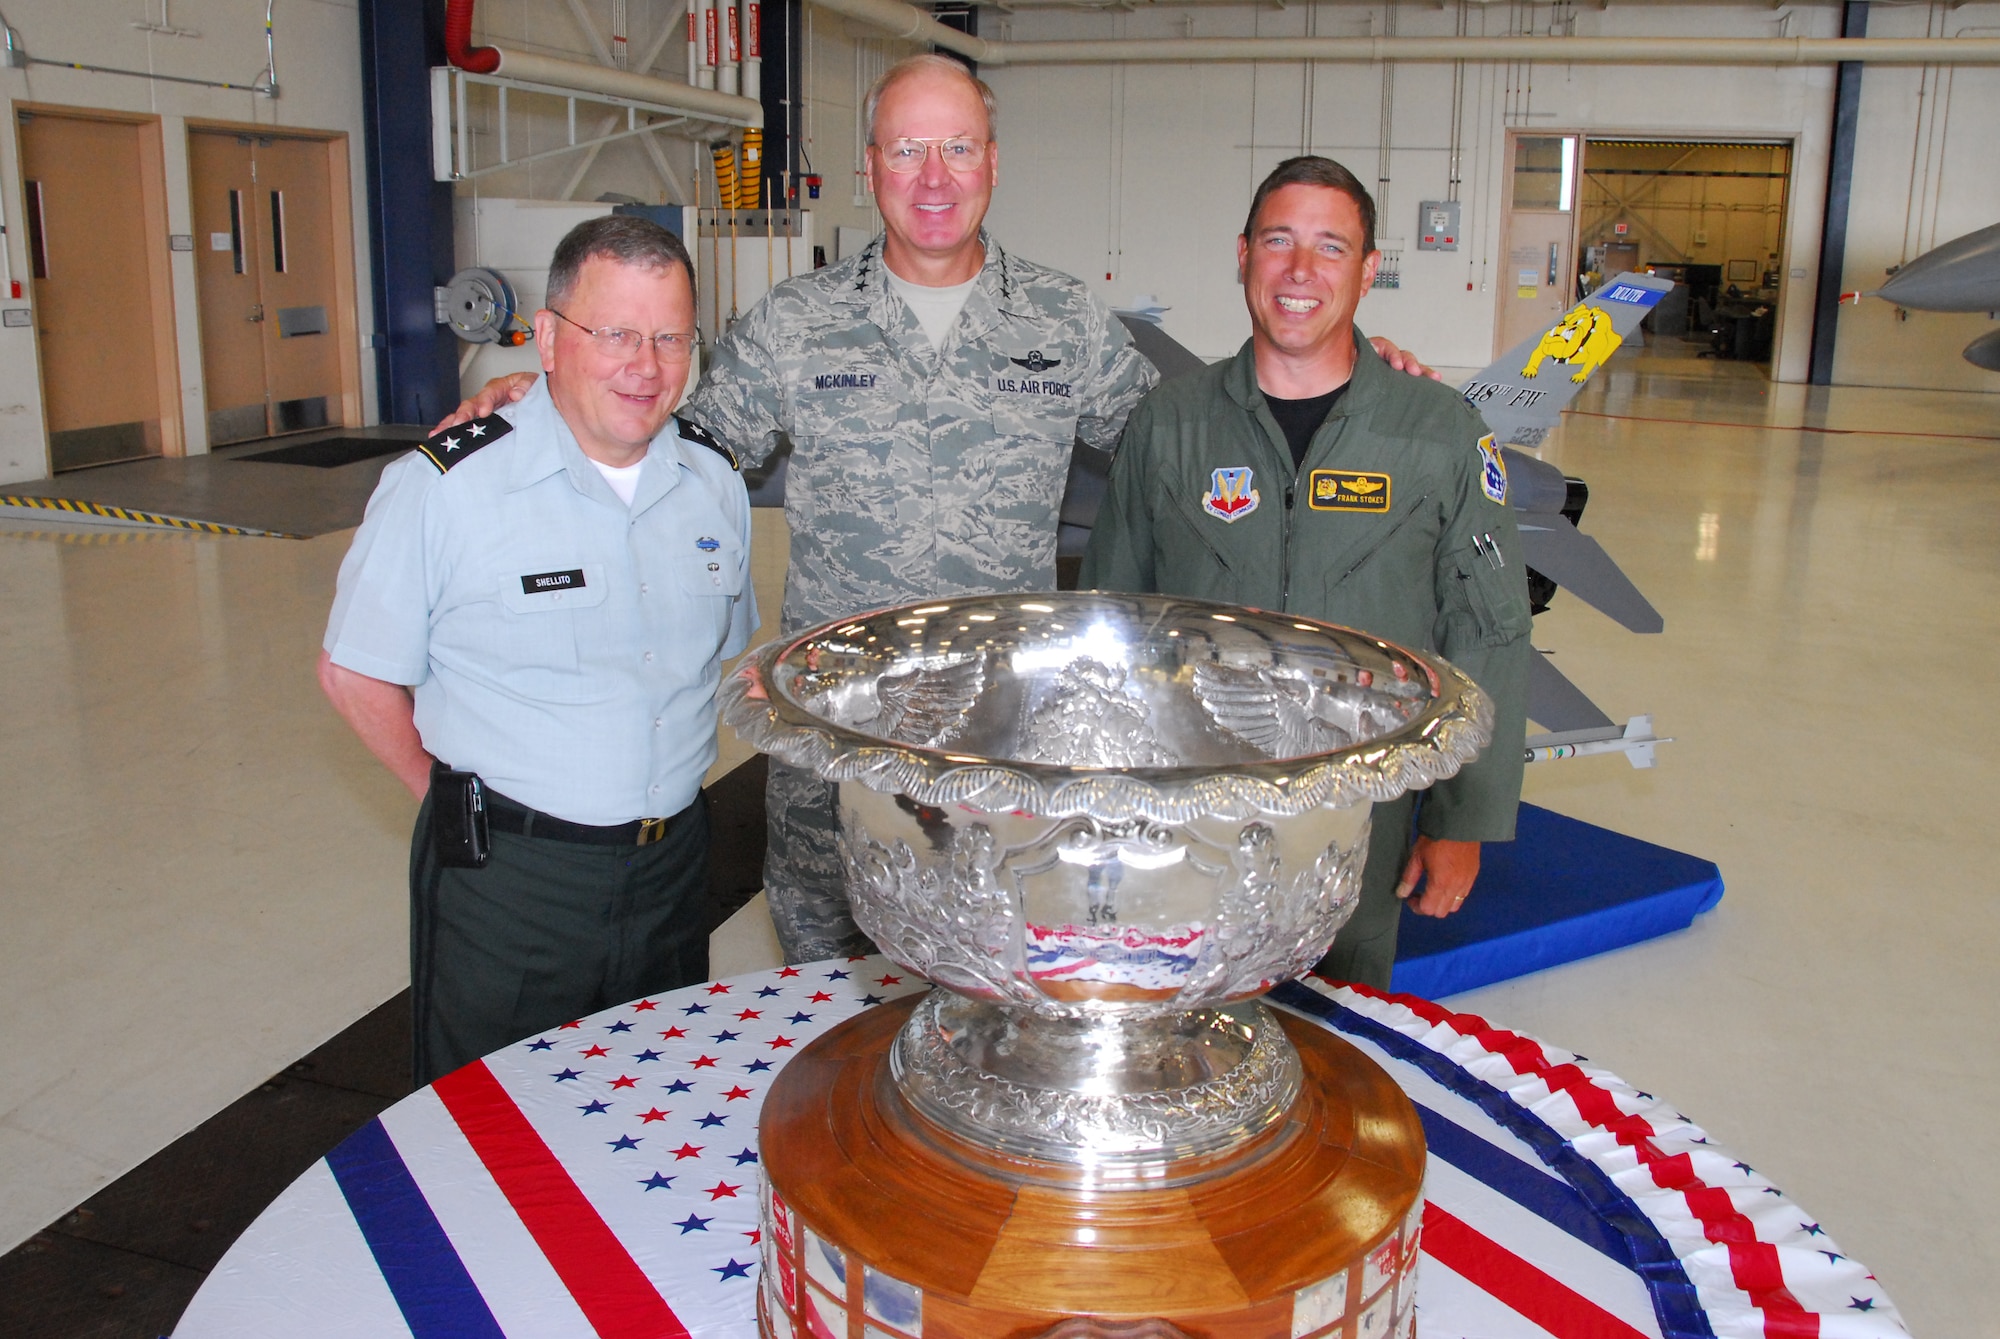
[691,57,1157,959]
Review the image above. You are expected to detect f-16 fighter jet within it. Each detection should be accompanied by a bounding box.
[1840,221,2000,372]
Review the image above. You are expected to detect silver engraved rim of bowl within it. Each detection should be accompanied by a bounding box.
[719,592,1492,824]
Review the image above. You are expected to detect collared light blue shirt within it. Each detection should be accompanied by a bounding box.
[325,380,757,824]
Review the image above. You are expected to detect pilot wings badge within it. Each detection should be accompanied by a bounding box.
[1202,466,1261,522]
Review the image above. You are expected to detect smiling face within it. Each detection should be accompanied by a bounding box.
[863,64,998,284]
[1237,183,1382,380]
[534,254,695,468]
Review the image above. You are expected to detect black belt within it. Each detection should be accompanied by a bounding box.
[484,793,680,847]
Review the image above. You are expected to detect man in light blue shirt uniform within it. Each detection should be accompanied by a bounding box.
[319,216,755,1083]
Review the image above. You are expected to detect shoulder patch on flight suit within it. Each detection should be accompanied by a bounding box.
[417,415,511,473]
[676,415,738,470]
[1475,433,1508,504]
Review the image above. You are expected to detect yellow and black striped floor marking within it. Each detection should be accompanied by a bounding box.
[0,494,305,539]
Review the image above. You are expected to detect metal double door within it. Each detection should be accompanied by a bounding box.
[189,130,341,446]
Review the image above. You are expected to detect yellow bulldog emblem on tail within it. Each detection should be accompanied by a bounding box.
[1521,304,1623,383]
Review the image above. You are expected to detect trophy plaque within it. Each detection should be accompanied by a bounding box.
[720,593,1492,1339]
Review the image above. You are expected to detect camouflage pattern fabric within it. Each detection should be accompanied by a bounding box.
[690,233,1158,958]
[762,761,875,963]
[686,232,1159,636]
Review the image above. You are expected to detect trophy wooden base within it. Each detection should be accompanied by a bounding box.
[756,994,1425,1339]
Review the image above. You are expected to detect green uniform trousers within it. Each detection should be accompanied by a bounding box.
[762,761,878,964]
[1313,793,1417,992]
[409,790,711,1086]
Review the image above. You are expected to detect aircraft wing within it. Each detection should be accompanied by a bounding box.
[1527,650,1616,733]
[1462,272,1674,448]
[1516,520,1664,633]
[1117,315,1209,382]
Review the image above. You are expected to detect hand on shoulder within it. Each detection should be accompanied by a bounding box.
[1368,336,1442,381]
[432,372,539,433]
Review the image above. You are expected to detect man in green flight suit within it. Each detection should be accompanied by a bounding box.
[1080,156,1533,990]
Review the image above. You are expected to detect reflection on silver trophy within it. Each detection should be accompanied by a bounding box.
[722,593,1491,1169]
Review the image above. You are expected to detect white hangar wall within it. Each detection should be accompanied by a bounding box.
[1833,1,2000,391]
[444,0,906,253]
[0,0,377,486]
[981,1,2000,392]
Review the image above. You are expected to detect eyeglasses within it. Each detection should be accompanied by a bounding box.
[549,309,702,361]
[873,137,990,174]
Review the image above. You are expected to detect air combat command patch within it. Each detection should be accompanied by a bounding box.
[1203,466,1261,522]
[1476,434,1508,504]
[1306,469,1393,513]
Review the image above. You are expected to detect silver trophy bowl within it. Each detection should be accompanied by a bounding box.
[722,593,1490,1169]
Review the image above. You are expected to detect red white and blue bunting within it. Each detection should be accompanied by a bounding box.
[1279,977,1908,1339]
[176,960,1908,1339]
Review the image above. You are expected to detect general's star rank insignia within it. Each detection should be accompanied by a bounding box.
[1202,466,1261,522]
[1010,350,1063,374]
[676,415,739,470]
[417,413,512,473]
[1476,433,1508,504]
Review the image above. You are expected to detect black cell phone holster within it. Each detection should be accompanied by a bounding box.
[430,760,490,869]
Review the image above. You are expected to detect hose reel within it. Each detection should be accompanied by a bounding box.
[439,267,529,345]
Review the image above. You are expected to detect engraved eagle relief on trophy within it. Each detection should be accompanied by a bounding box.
[1192,661,1427,759]
[803,651,986,747]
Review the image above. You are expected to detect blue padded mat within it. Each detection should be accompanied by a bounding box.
[1389,803,1724,1000]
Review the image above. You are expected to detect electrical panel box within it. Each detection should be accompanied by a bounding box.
[1416,201,1460,252]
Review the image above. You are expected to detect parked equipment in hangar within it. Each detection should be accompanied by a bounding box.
[1842,220,2000,372]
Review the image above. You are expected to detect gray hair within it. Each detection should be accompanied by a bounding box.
[863,53,998,145]
[546,214,696,311]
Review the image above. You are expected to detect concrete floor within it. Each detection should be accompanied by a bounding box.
[2,344,1996,1331]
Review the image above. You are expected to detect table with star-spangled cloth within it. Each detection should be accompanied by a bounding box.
[174,958,1909,1339]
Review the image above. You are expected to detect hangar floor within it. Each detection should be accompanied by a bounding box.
[2,354,1996,1333]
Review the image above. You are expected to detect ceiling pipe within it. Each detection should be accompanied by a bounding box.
[444,0,763,126]
[803,0,2000,66]
[986,36,2000,64]
[808,0,995,60]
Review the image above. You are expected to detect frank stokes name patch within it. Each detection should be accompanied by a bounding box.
[1307,470,1393,513]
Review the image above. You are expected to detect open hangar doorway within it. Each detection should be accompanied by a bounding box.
[1495,134,1795,371]
[1580,137,1794,367]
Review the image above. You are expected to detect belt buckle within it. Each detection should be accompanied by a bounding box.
[636,816,670,847]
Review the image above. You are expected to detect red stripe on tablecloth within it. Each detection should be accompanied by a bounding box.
[433,1061,689,1339]
[1338,984,1826,1339]
[1422,1202,1653,1339]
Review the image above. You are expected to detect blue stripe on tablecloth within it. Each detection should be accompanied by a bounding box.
[1270,979,1716,1339]
[324,1117,507,1339]
[1414,1101,1634,1264]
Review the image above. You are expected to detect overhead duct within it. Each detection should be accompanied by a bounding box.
[445,0,762,127]
[804,0,2000,67]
